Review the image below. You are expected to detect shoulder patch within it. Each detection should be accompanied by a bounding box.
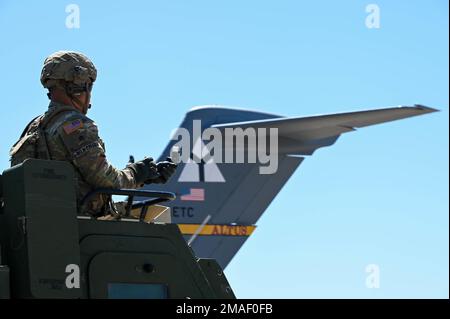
[63,119,83,135]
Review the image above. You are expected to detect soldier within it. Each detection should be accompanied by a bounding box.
[9,51,176,217]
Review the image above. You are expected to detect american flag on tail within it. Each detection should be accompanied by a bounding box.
[180,188,205,201]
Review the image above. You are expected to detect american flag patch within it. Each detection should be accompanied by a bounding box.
[180,188,205,201]
[63,119,83,134]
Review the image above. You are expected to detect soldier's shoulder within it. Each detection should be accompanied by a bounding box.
[55,110,92,125]
[48,110,96,135]
[51,111,103,154]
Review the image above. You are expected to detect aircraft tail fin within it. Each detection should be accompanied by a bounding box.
[140,104,437,268]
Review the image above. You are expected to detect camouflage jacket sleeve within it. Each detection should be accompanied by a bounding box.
[56,114,138,189]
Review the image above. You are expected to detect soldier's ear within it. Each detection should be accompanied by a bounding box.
[47,88,53,100]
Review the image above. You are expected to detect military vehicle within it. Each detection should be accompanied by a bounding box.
[0,159,235,299]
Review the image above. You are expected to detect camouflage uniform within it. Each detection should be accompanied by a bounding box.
[10,100,140,216]
[9,51,140,216]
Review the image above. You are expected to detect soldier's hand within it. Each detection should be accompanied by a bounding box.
[127,157,160,186]
[153,157,178,184]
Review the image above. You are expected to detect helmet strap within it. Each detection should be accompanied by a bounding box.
[64,82,92,114]
[70,94,89,114]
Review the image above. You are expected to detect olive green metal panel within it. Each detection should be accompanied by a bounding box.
[1,159,81,298]
[0,173,3,200]
[78,219,233,299]
[0,265,10,299]
[197,258,235,299]
[88,250,205,298]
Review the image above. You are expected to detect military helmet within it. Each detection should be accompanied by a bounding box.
[40,51,97,89]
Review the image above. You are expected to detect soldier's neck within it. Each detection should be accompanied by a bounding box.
[50,91,86,114]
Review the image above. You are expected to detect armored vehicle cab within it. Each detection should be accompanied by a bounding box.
[0,159,235,299]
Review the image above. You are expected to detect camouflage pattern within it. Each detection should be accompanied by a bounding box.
[40,51,97,89]
[9,116,49,166]
[10,101,139,216]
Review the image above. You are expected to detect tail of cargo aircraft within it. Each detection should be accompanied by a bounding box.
[139,104,437,268]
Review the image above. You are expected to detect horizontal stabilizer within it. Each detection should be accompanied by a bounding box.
[213,104,436,135]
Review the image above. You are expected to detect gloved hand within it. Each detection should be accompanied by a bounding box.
[127,157,160,186]
[151,157,178,184]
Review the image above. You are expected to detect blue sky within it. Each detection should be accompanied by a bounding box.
[0,1,448,298]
